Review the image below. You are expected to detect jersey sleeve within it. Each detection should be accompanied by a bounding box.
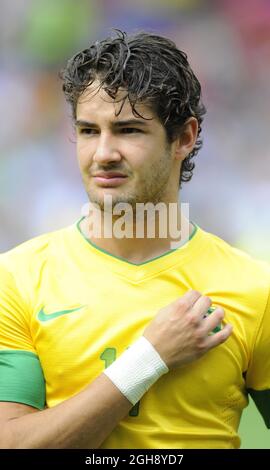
[0,262,45,409]
[245,285,270,428]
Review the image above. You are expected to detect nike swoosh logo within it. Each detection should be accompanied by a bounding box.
[37,306,85,322]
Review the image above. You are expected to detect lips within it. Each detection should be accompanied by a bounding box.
[93,172,127,178]
[93,172,128,187]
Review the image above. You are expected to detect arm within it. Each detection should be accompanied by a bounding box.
[0,373,132,448]
[0,290,232,448]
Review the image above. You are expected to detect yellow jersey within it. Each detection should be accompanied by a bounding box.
[0,218,269,448]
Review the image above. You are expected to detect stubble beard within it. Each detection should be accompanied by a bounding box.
[86,147,173,215]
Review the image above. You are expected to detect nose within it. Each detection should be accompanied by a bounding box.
[93,133,122,164]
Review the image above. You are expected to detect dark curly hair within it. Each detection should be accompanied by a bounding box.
[60,30,206,185]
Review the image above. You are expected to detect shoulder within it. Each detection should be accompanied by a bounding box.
[201,228,270,278]
[197,228,270,311]
[0,224,75,282]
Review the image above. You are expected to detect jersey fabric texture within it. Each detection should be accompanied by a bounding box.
[0,218,269,449]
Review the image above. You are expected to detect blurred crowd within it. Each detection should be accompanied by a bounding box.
[0,0,269,260]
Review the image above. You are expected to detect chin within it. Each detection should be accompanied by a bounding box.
[87,190,134,211]
[87,188,141,210]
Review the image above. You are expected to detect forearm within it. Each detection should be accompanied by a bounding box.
[1,337,169,448]
[3,374,132,449]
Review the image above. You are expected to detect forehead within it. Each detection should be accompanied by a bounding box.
[76,81,155,122]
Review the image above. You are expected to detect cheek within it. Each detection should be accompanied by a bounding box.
[77,142,93,170]
[134,144,161,173]
[127,141,155,166]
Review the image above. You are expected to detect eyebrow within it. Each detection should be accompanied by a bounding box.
[75,119,150,128]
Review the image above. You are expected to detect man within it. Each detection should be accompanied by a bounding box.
[0,30,269,449]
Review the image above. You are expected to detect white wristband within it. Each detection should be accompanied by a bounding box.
[103,336,169,405]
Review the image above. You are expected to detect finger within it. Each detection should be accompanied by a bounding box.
[174,290,202,312]
[205,323,233,350]
[183,296,212,329]
[191,295,212,320]
[201,307,225,335]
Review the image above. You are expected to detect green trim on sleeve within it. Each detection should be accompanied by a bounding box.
[247,388,270,429]
[0,350,46,410]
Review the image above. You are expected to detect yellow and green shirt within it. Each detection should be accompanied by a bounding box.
[0,218,269,448]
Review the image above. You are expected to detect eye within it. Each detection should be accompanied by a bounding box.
[79,128,98,135]
[121,128,142,134]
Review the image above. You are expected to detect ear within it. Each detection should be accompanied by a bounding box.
[173,117,198,162]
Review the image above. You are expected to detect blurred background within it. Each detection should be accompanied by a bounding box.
[0,0,269,448]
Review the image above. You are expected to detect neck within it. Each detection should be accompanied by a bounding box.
[80,200,193,264]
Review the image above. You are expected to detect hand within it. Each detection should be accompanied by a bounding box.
[143,290,233,369]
